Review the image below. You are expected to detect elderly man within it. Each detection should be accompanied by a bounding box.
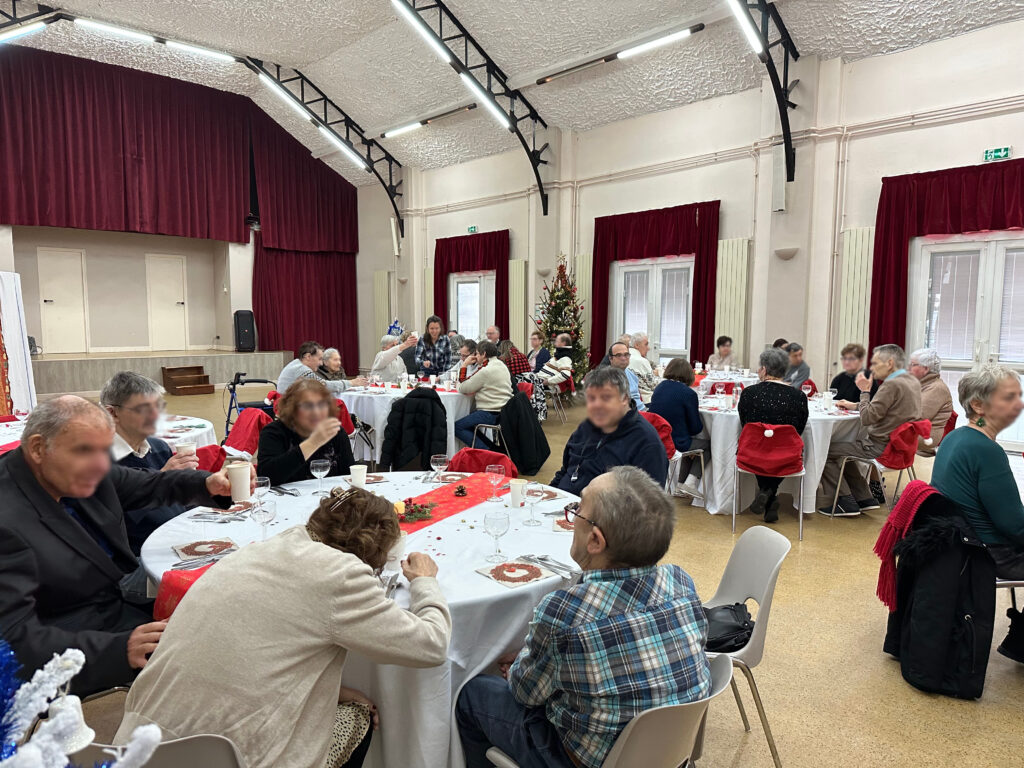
[909,347,954,456]
[627,332,657,403]
[455,341,513,450]
[0,396,250,694]
[537,333,575,388]
[551,367,667,496]
[607,341,645,411]
[100,372,198,554]
[823,344,922,516]
[371,334,417,383]
[484,326,502,345]
[782,342,812,388]
[456,466,711,768]
[277,341,366,395]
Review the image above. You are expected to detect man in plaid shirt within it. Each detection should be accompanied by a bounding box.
[456,467,711,768]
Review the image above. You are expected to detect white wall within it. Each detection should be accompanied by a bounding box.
[358,17,1024,382]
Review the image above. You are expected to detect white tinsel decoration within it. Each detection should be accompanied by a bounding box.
[6,649,84,744]
[106,725,162,768]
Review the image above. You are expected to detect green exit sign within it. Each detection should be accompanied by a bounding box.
[467,226,478,233]
[984,147,1012,162]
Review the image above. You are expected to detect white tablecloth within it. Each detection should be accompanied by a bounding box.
[140,472,580,768]
[340,386,473,462]
[0,419,25,448]
[696,373,760,392]
[153,415,217,449]
[693,406,862,515]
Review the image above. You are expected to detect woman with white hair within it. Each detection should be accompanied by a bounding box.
[318,348,347,381]
[908,348,953,455]
[932,364,1024,662]
[371,334,416,383]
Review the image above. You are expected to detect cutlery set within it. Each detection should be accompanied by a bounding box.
[520,554,580,580]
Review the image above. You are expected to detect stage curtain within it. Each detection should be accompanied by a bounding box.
[0,45,249,242]
[252,233,358,374]
[433,230,510,336]
[590,201,720,365]
[869,158,1024,349]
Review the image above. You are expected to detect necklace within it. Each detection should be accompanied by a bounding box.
[570,436,606,483]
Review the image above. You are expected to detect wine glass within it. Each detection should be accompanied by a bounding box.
[310,459,331,497]
[523,482,544,527]
[483,509,510,563]
[251,499,276,541]
[486,464,506,502]
[714,383,725,396]
[829,388,838,399]
[801,384,812,397]
[430,453,449,483]
[254,476,271,512]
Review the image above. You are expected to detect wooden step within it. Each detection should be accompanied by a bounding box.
[168,383,215,396]
[167,373,210,386]
[162,365,205,376]
[162,364,213,395]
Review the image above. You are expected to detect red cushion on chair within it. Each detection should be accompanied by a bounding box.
[195,445,226,473]
[708,381,735,395]
[449,448,518,478]
[941,412,958,439]
[736,423,804,477]
[517,381,534,399]
[640,411,675,461]
[154,564,213,621]
[267,390,282,414]
[224,407,273,455]
[877,420,932,470]
[802,380,818,396]
[334,400,356,436]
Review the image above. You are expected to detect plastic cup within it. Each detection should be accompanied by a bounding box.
[175,441,196,456]
[509,478,527,508]
[226,461,251,502]
[350,464,367,489]
[429,374,437,387]
[385,531,408,572]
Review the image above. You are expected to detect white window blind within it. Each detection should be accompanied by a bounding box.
[999,249,1024,363]
[455,281,480,341]
[926,251,979,361]
[660,267,690,352]
[622,271,649,335]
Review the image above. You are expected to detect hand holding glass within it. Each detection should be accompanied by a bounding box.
[484,509,510,563]
[486,464,506,502]
[310,459,331,497]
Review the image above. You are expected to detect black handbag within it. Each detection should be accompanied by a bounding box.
[703,603,755,652]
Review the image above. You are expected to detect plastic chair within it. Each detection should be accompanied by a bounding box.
[516,381,534,399]
[486,654,733,768]
[733,423,807,540]
[448,447,518,478]
[997,579,1024,611]
[223,407,272,455]
[703,526,791,768]
[72,734,245,767]
[195,444,227,473]
[471,422,509,457]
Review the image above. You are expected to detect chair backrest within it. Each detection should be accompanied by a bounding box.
[736,423,804,477]
[877,419,932,470]
[803,379,818,396]
[223,407,272,454]
[334,399,356,436]
[195,444,227,473]
[941,411,958,439]
[74,734,245,768]
[449,447,518,478]
[516,381,534,399]
[602,654,733,768]
[705,526,791,668]
[640,411,675,460]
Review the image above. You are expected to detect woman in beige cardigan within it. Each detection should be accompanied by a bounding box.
[114,489,452,768]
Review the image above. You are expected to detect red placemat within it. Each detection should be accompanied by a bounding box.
[400,472,509,534]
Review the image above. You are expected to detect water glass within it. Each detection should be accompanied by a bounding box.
[310,459,331,497]
[801,384,812,397]
[486,464,506,502]
[430,453,449,483]
[714,383,726,397]
[483,509,510,563]
[251,499,276,541]
[254,477,271,511]
[523,482,544,527]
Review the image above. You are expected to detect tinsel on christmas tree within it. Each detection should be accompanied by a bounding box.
[531,255,590,384]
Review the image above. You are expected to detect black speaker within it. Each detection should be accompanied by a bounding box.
[234,310,256,352]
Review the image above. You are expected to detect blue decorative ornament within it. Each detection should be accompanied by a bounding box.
[0,638,23,760]
[387,318,404,337]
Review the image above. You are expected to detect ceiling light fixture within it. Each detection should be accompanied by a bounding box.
[318,126,369,171]
[74,18,155,43]
[459,72,509,129]
[725,0,764,55]
[383,122,423,139]
[258,72,313,121]
[0,20,47,44]
[380,103,477,139]
[166,40,236,62]
[617,26,698,59]
[390,0,452,64]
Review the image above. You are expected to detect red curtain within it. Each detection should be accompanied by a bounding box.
[433,230,510,335]
[869,158,1024,349]
[252,233,359,374]
[590,201,720,364]
[0,46,249,242]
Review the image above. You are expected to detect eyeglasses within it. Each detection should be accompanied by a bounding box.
[113,400,166,415]
[564,501,602,535]
[841,356,861,362]
[298,401,330,412]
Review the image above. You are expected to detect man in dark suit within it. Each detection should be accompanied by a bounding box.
[0,395,248,694]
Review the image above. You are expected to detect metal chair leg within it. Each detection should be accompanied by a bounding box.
[797,473,804,542]
[736,659,783,768]
[729,675,751,732]
[732,467,740,533]
[829,456,850,518]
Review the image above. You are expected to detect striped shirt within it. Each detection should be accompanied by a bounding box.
[507,564,711,768]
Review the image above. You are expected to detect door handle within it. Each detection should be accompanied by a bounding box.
[176,301,186,306]
[43,299,54,303]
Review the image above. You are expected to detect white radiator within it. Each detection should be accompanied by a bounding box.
[508,259,526,350]
[835,227,874,365]
[373,270,391,338]
[575,252,593,350]
[714,238,751,366]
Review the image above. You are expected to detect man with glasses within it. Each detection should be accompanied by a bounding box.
[100,372,197,553]
[456,467,711,768]
[829,343,880,402]
[607,341,645,411]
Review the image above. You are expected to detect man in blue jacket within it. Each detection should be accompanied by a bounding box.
[551,367,668,496]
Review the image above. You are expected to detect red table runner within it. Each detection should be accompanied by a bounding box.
[400,472,509,534]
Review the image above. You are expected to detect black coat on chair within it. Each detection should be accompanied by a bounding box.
[498,392,550,476]
[379,388,448,471]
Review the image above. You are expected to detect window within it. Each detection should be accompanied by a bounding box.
[611,256,694,366]
[449,271,495,341]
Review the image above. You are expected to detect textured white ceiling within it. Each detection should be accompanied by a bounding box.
[9,0,1024,185]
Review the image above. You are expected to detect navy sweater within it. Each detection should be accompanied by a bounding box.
[551,408,669,496]
[648,380,703,452]
[117,437,186,555]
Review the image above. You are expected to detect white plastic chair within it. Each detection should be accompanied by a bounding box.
[73,734,245,767]
[485,654,733,768]
[704,526,791,768]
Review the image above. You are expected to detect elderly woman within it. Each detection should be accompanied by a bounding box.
[414,315,452,377]
[371,334,416,383]
[527,331,550,372]
[648,359,706,498]
[114,489,452,768]
[257,379,355,486]
[909,348,954,455]
[707,335,736,370]
[932,365,1024,662]
[318,348,347,381]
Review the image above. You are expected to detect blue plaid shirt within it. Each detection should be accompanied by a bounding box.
[414,336,452,376]
[508,565,711,768]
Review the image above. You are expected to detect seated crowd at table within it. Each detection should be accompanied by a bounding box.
[1,317,1022,768]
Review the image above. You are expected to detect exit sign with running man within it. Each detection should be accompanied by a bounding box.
[984,147,1012,162]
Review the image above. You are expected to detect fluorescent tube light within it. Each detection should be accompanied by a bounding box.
[391,0,451,63]
[258,73,312,121]
[617,27,693,59]
[459,72,509,130]
[725,0,764,55]
[383,122,424,139]
[318,126,369,171]
[0,21,47,44]
[74,18,155,43]
[166,40,236,62]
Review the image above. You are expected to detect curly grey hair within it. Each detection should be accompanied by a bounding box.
[99,371,164,408]
[910,348,941,374]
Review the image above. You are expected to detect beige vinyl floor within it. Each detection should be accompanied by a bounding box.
[83,389,1024,767]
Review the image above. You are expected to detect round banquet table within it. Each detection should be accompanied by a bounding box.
[339,386,472,462]
[691,403,861,516]
[140,472,580,768]
[153,414,217,449]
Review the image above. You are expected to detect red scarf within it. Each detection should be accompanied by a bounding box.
[873,480,939,611]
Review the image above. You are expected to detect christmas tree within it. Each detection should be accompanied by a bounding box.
[531,255,590,384]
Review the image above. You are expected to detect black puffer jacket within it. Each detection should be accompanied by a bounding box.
[498,391,550,476]
[379,388,448,471]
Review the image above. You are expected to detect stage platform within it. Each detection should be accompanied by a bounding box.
[32,349,290,396]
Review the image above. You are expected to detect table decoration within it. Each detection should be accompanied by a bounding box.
[399,472,510,533]
[476,558,556,589]
[171,539,236,560]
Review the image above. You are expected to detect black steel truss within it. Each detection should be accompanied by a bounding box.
[398,0,551,215]
[0,1,55,29]
[245,59,405,235]
[737,1,800,182]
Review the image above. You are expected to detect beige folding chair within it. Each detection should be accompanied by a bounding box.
[471,423,510,457]
[72,734,245,768]
[997,579,1024,610]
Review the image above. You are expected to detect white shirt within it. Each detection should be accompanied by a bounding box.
[112,432,150,462]
[371,346,408,383]
[277,358,350,395]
